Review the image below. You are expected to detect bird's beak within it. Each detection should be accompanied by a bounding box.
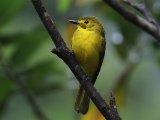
[69,20,78,24]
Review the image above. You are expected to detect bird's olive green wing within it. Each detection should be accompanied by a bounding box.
[92,36,106,84]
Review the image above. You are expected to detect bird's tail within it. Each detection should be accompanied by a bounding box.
[75,86,90,114]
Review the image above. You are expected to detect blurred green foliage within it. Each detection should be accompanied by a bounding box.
[0,0,160,120]
[0,0,27,26]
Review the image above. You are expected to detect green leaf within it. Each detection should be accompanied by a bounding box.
[113,17,140,60]
[57,0,72,13]
[0,0,27,26]
[23,60,67,93]
[0,75,12,104]
[10,28,48,68]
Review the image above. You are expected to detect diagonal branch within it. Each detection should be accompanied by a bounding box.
[109,93,120,120]
[1,63,48,120]
[103,0,160,42]
[123,0,158,26]
[0,46,48,120]
[31,0,121,120]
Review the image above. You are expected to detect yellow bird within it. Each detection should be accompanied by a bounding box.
[69,16,106,114]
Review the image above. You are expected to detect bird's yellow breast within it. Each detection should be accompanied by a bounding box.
[71,28,103,76]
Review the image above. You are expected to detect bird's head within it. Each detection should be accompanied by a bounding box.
[69,16,104,34]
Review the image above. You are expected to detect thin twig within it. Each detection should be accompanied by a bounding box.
[123,0,145,13]
[32,0,121,120]
[123,0,158,26]
[1,63,48,120]
[103,0,160,42]
[113,62,135,92]
[113,36,147,92]
[0,45,48,120]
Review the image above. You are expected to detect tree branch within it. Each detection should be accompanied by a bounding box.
[31,0,121,120]
[123,0,158,26]
[109,93,120,120]
[103,0,160,42]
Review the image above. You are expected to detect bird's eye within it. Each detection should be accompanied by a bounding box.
[84,20,89,24]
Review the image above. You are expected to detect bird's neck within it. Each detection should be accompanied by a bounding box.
[77,26,104,35]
